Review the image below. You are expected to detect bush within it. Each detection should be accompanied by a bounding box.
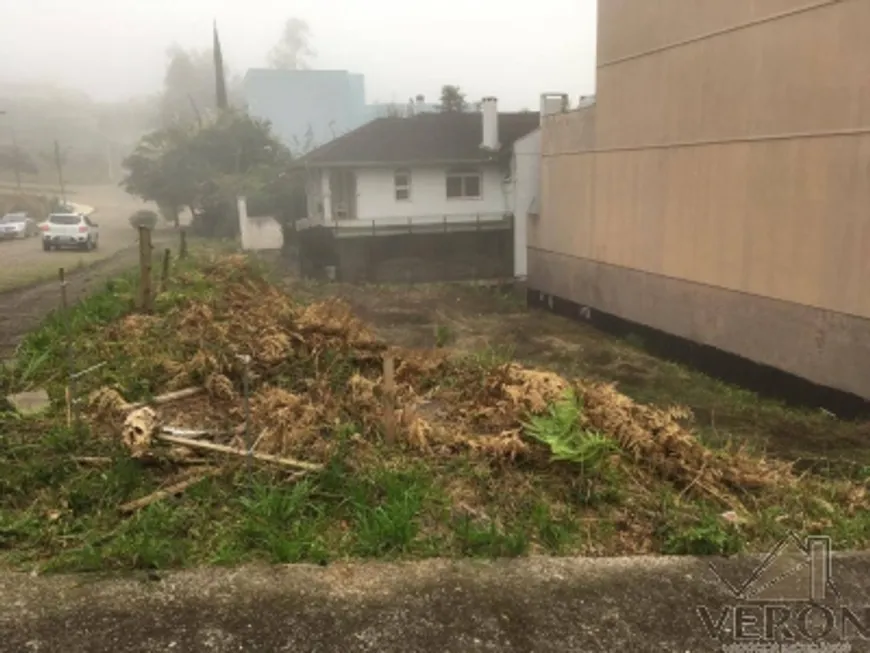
[129,209,159,230]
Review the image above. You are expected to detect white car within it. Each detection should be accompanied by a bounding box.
[41,213,100,251]
[0,213,39,239]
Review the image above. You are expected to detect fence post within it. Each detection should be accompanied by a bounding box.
[138,226,153,312]
[179,228,188,259]
[475,214,481,281]
[160,248,171,293]
[442,215,448,281]
[58,267,76,427]
[382,355,396,444]
[239,354,252,476]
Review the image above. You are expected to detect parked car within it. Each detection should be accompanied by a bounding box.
[40,213,100,251]
[0,212,39,239]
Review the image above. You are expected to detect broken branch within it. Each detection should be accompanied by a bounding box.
[72,456,113,465]
[155,433,323,471]
[128,387,204,411]
[119,467,220,513]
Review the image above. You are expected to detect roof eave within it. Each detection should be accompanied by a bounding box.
[299,156,502,169]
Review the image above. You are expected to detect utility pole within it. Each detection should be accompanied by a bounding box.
[0,110,22,193]
[54,140,67,206]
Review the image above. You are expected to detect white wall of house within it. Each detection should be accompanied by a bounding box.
[512,129,541,279]
[308,165,510,222]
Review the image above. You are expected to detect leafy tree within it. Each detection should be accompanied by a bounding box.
[120,111,303,238]
[438,85,467,113]
[269,18,315,70]
[120,125,197,228]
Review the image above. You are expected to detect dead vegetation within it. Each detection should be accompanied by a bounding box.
[2,253,868,569]
[86,257,862,519]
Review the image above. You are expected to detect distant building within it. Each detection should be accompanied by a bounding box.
[244,69,368,153]
[244,70,439,153]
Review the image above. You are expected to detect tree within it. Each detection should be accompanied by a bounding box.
[213,23,229,112]
[438,85,467,113]
[120,111,303,238]
[120,125,198,228]
[268,18,315,70]
[159,45,244,128]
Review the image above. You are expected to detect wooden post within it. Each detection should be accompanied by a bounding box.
[138,226,153,312]
[382,355,396,444]
[179,228,188,259]
[59,267,75,427]
[160,248,171,293]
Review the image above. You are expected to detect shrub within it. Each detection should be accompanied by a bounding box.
[129,209,159,230]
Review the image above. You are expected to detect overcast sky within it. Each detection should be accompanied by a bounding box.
[1,0,597,109]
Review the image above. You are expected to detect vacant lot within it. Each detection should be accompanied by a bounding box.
[287,278,870,470]
[0,252,866,575]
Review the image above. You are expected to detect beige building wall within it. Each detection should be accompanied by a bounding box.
[530,0,870,399]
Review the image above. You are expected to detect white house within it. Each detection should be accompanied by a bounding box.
[295,97,547,279]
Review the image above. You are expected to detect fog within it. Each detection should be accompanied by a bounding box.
[1,0,597,108]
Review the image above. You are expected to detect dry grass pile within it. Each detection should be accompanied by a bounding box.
[575,381,796,508]
[85,254,822,511]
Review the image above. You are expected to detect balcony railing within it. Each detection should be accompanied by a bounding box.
[296,212,513,237]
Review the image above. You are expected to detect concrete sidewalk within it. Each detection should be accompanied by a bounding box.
[3,555,870,652]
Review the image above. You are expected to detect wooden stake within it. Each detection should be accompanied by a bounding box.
[155,433,323,472]
[382,355,396,444]
[119,468,220,513]
[59,267,76,425]
[160,248,171,293]
[138,226,153,312]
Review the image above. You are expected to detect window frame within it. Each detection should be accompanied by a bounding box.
[394,168,412,202]
[445,166,482,200]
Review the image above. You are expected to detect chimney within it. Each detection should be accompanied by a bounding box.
[539,92,569,125]
[481,96,499,150]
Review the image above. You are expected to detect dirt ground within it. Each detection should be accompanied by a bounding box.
[0,185,155,293]
[286,278,870,469]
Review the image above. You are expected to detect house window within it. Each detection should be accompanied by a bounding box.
[395,169,411,201]
[446,167,482,199]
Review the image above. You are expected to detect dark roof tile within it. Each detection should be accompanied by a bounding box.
[300,111,540,165]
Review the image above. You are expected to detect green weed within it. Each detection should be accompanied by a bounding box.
[658,508,745,556]
[523,390,617,470]
[434,324,454,348]
[452,515,529,557]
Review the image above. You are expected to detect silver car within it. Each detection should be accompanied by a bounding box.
[0,213,39,239]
